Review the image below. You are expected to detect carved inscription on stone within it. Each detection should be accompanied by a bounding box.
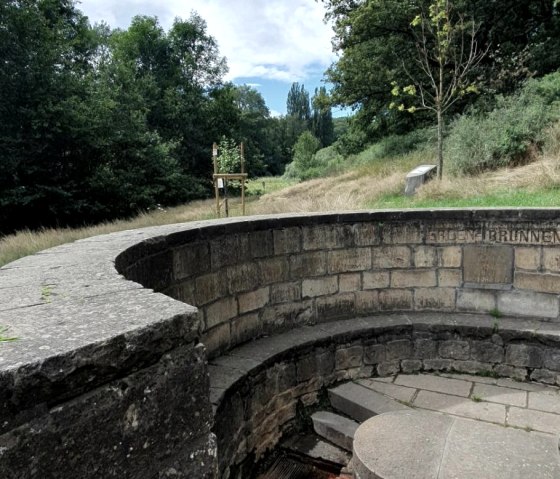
[463,245,513,285]
[426,223,560,245]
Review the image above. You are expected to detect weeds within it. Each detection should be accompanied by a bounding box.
[489,308,503,319]
[0,326,17,342]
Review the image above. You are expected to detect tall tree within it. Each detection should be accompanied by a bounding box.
[0,6,232,232]
[322,0,560,142]
[286,82,311,121]
[311,87,335,147]
[391,0,488,178]
[0,0,98,231]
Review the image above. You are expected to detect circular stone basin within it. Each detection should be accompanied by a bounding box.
[353,410,560,479]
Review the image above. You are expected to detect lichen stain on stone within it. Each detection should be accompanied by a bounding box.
[124,403,139,430]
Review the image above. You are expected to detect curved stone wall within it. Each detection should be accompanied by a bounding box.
[1,209,560,478]
[118,209,560,358]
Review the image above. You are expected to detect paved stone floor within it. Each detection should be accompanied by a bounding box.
[357,373,560,436]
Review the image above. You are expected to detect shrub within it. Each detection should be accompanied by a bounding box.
[353,128,434,165]
[284,131,322,180]
[447,72,560,175]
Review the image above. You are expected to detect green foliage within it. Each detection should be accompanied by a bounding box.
[447,72,560,175]
[287,82,311,121]
[0,4,234,233]
[353,129,434,165]
[284,131,322,180]
[371,186,560,209]
[489,308,503,319]
[216,137,241,173]
[323,0,560,143]
[311,87,335,147]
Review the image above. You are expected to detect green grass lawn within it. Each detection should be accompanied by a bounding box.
[369,188,560,209]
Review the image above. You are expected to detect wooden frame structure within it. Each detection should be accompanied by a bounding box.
[212,142,248,217]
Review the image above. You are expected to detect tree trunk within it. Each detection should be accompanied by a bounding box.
[437,108,444,180]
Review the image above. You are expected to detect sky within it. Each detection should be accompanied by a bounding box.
[77,0,346,117]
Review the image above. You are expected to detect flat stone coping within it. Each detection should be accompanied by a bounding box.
[353,409,560,479]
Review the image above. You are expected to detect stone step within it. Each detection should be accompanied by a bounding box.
[311,411,359,452]
[329,381,411,423]
[283,433,351,467]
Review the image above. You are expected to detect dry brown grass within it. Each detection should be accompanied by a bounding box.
[0,200,218,267]
[417,155,560,200]
[247,170,404,214]
[415,121,560,200]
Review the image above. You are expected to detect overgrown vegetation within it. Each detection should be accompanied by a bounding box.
[447,72,560,175]
[323,0,560,152]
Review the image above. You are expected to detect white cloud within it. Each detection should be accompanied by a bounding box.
[78,0,335,83]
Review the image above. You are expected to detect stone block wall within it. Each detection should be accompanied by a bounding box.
[118,211,560,359]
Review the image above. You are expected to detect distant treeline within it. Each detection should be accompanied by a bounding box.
[0,1,334,233]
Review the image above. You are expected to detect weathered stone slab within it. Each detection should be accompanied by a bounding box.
[528,389,560,414]
[283,434,351,467]
[394,374,471,397]
[357,378,416,403]
[311,411,359,452]
[508,406,560,434]
[353,410,453,479]
[463,245,513,286]
[404,164,437,196]
[329,382,410,423]
[471,383,527,407]
[354,410,560,479]
[413,390,506,424]
[440,416,560,479]
[497,290,559,318]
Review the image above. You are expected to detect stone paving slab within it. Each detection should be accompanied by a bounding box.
[357,378,416,403]
[353,410,452,479]
[394,373,472,397]
[441,372,552,391]
[353,410,560,479]
[440,416,560,479]
[472,383,527,407]
[329,382,411,423]
[508,406,560,434]
[413,390,506,424]
[529,390,560,414]
[366,373,560,435]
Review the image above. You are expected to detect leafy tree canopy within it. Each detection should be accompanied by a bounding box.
[322,0,560,142]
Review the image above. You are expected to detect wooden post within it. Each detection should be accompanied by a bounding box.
[212,141,247,218]
[213,143,220,216]
[240,142,246,216]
